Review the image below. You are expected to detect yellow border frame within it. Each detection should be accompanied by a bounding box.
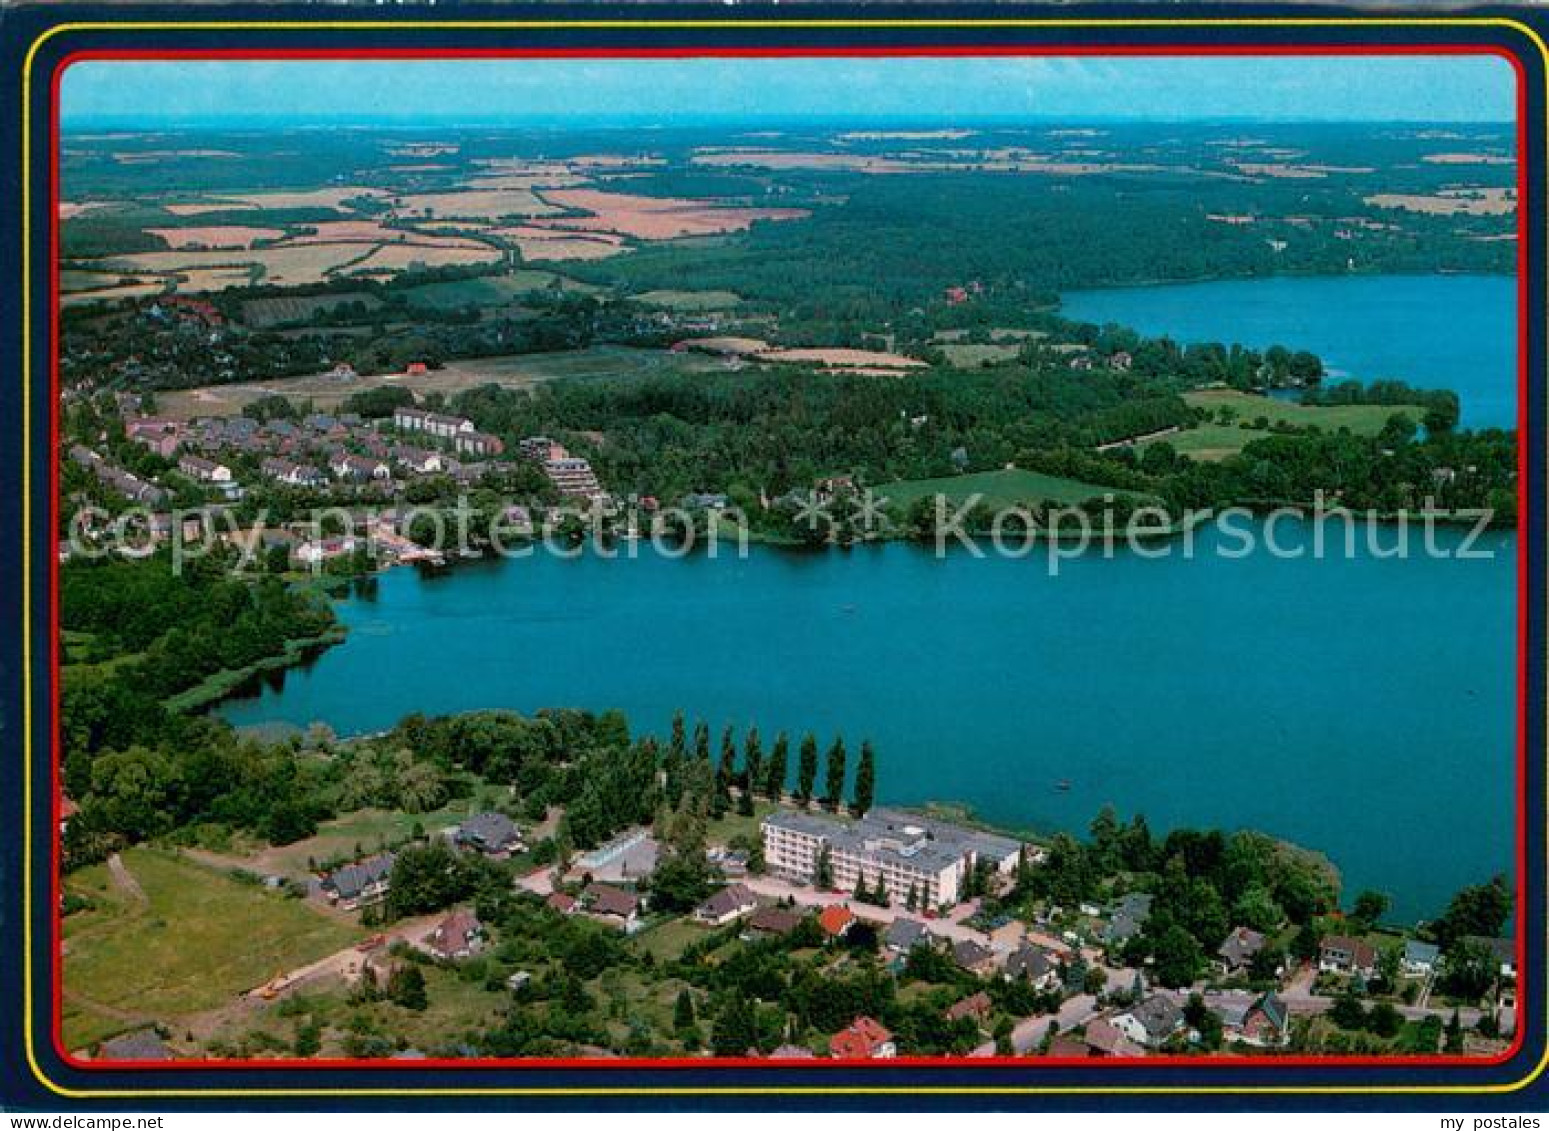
[18,13,1549,1101]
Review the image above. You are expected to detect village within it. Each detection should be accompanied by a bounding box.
[72,784,1519,1064]
[62,354,614,569]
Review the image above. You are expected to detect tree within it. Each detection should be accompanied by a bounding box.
[1150,922,1204,988]
[795,734,818,805]
[1445,1009,1465,1053]
[764,732,790,799]
[711,992,759,1057]
[1434,876,1512,949]
[851,739,876,816]
[906,883,919,912]
[815,844,834,889]
[742,727,763,797]
[387,964,428,1011]
[673,989,697,1036]
[1368,1001,1403,1038]
[1352,890,1390,928]
[821,737,847,811]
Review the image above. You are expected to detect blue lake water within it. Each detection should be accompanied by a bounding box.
[1061,274,1518,429]
[221,522,1517,923]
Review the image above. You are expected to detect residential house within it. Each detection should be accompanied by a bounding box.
[768,1044,817,1060]
[1103,893,1154,948]
[693,883,758,927]
[581,883,641,932]
[546,891,577,916]
[1216,926,1267,974]
[331,452,391,482]
[1401,939,1441,978]
[1239,991,1291,1048]
[1111,994,1185,1049]
[818,904,856,940]
[1464,936,1518,981]
[1003,942,1062,991]
[1318,935,1379,979]
[393,406,476,441]
[125,417,183,458]
[426,908,485,961]
[391,445,443,475]
[883,917,931,955]
[318,853,395,911]
[519,436,570,463]
[830,1016,896,1060]
[746,905,804,939]
[1083,1018,1146,1058]
[951,938,997,977]
[261,457,325,488]
[945,991,993,1025]
[454,430,505,458]
[454,812,524,858]
[1046,1035,1094,1058]
[177,454,231,483]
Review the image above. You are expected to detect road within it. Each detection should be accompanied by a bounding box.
[243,910,442,1000]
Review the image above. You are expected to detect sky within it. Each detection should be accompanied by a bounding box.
[60,55,1517,129]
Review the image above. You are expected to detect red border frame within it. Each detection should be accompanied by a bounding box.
[43,42,1534,1076]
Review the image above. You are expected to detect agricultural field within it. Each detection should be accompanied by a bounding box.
[399,270,600,310]
[631,288,743,310]
[240,291,385,328]
[1182,389,1430,432]
[877,468,1132,514]
[61,847,361,1051]
[154,344,717,419]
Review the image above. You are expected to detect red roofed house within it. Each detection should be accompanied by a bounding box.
[818,903,856,939]
[546,891,577,915]
[945,991,993,1024]
[405,362,430,377]
[426,908,485,961]
[830,1016,896,1059]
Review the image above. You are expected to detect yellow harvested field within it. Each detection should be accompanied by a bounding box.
[99,243,380,287]
[146,226,286,250]
[538,188,808,240]
[161,200,256,216]
[341,242,503,273]
[761,347,925,370]
[279,220,493,250]
[676,336,771,356]
[507,235,630,261]
[1365,187,1516,216]
[230,186,389,212]
[169,266,262,293]
[59,201,109,220]
[392,187,563,220]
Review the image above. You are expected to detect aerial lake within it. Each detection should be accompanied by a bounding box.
[1061,273,1517,429]
[221,521,1517,923]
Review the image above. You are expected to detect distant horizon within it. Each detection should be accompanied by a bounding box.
[60,55,1518,129]
[61,115,1522,134]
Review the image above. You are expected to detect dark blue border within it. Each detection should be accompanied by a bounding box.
[2,2,1544,1110]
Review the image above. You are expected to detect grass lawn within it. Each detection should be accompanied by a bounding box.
[876,467,1134,513]
[632,918,709,963]
[1183,389,1427,432]
[62,847,362,1050]
[705,798,779,848]
[939,342,1021,368]
[1139,423,1272,462]
[632,288,741,310]
[239,803,472,879]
